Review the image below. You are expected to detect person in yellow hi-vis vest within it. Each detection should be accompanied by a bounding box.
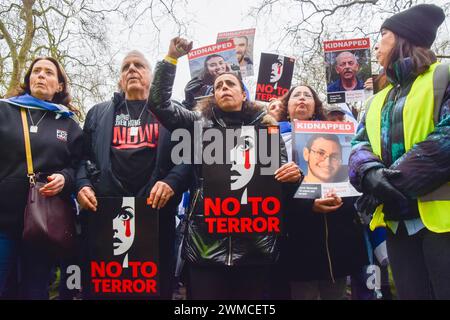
[349,4,449,300]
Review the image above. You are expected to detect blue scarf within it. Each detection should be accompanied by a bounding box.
[1,93,73,119]
[278,121,291,134]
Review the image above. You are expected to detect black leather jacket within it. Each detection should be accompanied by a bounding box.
[148,60,297,266]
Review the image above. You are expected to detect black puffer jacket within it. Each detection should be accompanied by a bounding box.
[148,60,297,266]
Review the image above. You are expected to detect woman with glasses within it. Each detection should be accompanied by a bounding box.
[277,85,367,300]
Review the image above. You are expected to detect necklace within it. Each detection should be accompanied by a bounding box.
[27,109,48,133]
[124,100,147,136]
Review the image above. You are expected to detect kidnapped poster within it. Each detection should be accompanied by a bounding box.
[292,120,361,199]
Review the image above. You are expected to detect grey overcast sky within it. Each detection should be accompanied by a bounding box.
[108,0,267,101]
[104,0,449,103]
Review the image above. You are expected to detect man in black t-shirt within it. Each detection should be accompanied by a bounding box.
[78,51,183,203]
[76,51,191,299]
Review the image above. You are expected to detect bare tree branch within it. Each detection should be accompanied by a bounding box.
[251,0,450,100]
[0,0,189,111]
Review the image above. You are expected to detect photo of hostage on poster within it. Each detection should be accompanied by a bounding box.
[292,120,361,199]
[187,40,241,99]
[255,52,295,102]
[202,126,283,235]
[217,28,256,78]
[324,38,373,104]
[86,197,159,299]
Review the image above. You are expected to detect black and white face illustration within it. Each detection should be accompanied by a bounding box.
[113,197,135,256]
[229,126,256,191]
[270,55,284,83]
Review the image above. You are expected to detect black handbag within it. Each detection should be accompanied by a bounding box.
[20,108,76,255]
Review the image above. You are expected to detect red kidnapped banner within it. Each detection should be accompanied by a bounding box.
[188,40,235,59]
[294,120,355,134]
[324,38,370,52]
[217,28,256,38]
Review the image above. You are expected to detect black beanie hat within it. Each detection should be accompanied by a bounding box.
[381,4,445,48]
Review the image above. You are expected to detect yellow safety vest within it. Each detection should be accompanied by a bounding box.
[365,62,450,233]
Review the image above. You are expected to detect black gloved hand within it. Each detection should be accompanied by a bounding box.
[183,77,204,110]
[355,194,381,224]
[362,168,407,203]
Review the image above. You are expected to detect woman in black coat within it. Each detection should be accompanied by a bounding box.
[148,37,302,299]
[0,57,83,299]
[279,85,367,300]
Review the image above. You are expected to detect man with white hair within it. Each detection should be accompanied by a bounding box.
[76,50,191,299]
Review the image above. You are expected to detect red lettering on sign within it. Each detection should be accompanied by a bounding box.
[204,197,240,216]
[204,217,281,234]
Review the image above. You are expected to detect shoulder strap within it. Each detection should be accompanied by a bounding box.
[433,63,450,124]
[20,108,35,184]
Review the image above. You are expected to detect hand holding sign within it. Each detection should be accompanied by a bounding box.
[77,186,98,212]
[147,181,175,209]
[275,161,303,183]
[364,77,374,91]
[168,37,193,59]
[312,194,343,213]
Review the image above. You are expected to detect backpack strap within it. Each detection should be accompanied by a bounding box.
[433,63,450,124]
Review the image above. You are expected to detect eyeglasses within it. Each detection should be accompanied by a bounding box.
[309,148,342,164]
